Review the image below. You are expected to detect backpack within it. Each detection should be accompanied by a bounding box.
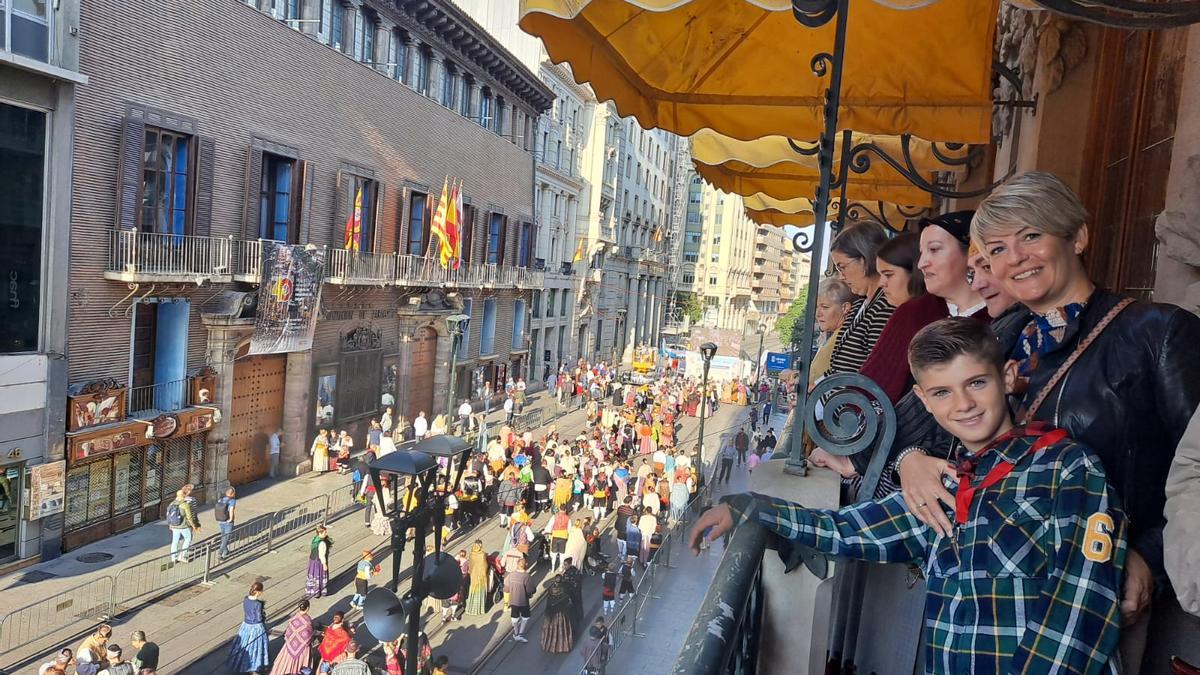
[166,500,185,527]
[214,496,231,523]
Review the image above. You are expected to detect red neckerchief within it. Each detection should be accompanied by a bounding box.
[953,423,1067,525]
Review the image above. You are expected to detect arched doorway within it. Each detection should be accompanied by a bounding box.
[406,326,438,424]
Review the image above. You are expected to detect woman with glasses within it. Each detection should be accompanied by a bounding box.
[823,221,895,378]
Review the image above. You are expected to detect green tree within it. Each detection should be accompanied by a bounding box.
[776,285,810,346]
[678,292,703,324]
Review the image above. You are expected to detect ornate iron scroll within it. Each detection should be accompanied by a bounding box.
[804,373,897,502]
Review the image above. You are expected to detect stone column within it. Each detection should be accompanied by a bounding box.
[468,81,482,122]
[373,20,392,73]
[623,275,637,363]
[637,276,649,345]
[200,314,254,498]
[278,351,311,475]
[434,322,452,418]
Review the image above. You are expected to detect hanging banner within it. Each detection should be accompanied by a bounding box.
[248,242,326,355]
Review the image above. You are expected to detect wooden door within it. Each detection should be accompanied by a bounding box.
[406,327,438,423]
[1082,27,1189,299]
[228,354,286,485]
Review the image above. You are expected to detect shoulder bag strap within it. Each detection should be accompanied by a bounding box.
[1021,297,1135,424]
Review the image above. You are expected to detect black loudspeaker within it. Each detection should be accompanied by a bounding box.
[423,552,464,600]
[364,587,408,642]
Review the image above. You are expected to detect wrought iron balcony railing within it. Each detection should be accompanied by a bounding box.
[126,378,192,418]
[105,229,233,284]
[325,248,396,286]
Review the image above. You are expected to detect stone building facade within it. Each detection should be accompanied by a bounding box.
[0,0,85,567]
[61,0,550,550]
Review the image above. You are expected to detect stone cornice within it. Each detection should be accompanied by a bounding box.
[389,0,554,113]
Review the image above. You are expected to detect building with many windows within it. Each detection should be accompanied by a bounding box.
[60,0,551,550]
[678,180,756,330]
[0,0,86,566]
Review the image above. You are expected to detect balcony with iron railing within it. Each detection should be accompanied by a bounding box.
[126,378,192,418]
[105,229,233,284]
[325,248,396,286]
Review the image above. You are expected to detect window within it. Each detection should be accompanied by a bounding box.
[480,91,493,128]
[258,153,299,243]
[495,97,506,135]
[559,291,568,316]
[415,47,431,95]
[517,221,533,267]
[532,291,542,318]
[458,299,472,358]
[407,191,429,255]
[683,252,699,263]
[330,1,349,52]
[682,273,695,284]
[459,77,472,116]
[486,212,506,265]
[0,102,46,353]
[546,289,556,318]
[5,0,51,61]
[390,31,407,82]
[441,65,457,107]
[460,204,475,264]
[709,276,718,285]
[343,175,377,252]
[139,127,192,235]
[710,253,719,263]
[481,299,497,355]
[360,10,373,63]
[513,300,526,349]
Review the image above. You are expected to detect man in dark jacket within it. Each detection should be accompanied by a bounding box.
[734,428,750,466]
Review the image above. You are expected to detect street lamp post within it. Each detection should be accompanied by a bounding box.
[753,322,766,400]
[696,342,717,487]
[445,314,470,434]
[366,436,472,675]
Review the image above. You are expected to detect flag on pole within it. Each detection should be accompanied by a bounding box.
[442,179,462,270]
[430,177,450,266]
[572,239,585,263]
[343,187,363,251]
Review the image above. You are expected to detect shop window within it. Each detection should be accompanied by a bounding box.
[315,369,337,427]
[113,451,144,515]
[0,102,46,353]
[0,465,21,561]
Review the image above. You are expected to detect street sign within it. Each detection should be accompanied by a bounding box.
[765,352,792,372]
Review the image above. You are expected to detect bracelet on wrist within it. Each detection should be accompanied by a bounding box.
[895,446,927,471]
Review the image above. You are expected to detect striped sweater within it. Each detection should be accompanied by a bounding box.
[824,288,895,378]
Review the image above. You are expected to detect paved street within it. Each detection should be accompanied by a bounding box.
[0,395,752,674]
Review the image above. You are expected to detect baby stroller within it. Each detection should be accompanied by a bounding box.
[584,548,610,576]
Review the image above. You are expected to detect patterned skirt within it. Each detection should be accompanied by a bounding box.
[227,621,271,673]
[541,611,574,653]
[305,559,327,598]
[466,582,489,616]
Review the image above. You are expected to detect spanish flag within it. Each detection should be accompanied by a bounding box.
[343,187,363,251]
[442,180,462,270]
[572,239,585,263]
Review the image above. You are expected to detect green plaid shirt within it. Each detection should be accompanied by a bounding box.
[731,427,1126,674]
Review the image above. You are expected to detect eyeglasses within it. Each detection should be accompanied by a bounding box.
[833,257,862,274]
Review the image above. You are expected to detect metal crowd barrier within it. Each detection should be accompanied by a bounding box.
[577,474,715,675]
[0,577,115,654]
[0,476,371,661]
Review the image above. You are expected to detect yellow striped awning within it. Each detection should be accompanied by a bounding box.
[519,0,999,142]
[746,198,924,231]
[691,130,967,204]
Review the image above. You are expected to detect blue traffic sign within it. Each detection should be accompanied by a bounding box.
[765,352,792,371]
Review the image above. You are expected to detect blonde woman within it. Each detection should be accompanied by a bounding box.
[310,428,330,473]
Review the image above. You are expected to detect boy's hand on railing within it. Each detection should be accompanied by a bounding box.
[689,504,734,556]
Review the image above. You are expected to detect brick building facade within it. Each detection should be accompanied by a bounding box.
[61,0,551,549]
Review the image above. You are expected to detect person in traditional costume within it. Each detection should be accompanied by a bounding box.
[269,600,314,675]
[305,526,331,598]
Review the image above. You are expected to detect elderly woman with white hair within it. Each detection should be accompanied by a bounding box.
[895,171,1200,674]
[807,277,856,391]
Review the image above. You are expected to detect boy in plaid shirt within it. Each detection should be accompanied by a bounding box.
[691,318,1127,674]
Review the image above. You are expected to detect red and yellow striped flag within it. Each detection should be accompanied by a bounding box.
[430,177,450,266]
[343,187,363,251]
